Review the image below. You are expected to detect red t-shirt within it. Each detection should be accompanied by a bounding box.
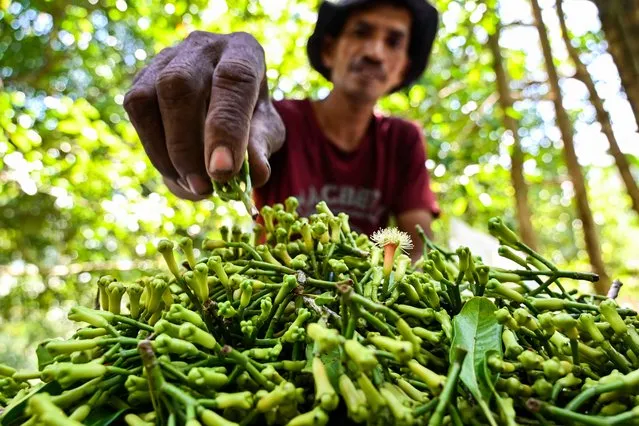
[253,99,440,235]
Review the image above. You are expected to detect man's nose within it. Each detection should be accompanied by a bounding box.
[362,37,385,62]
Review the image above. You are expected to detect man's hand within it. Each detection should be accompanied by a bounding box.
[124,31,285,200]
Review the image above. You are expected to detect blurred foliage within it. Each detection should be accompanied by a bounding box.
[1,0,639,368]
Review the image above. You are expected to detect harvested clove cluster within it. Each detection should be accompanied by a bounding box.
[0,198,637,426]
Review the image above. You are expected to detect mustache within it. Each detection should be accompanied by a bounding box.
[349,58,386,81]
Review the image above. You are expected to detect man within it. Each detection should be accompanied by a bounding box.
[124,0,440,259]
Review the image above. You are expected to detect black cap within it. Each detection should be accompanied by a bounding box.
[306,0,439,92]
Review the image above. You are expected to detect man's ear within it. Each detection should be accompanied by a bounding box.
[321,36,336,70]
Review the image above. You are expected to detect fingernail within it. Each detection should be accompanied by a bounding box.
[186,174,211,195]
[209,146,234,174]
[264,157,271,177]
[177,178,192,193]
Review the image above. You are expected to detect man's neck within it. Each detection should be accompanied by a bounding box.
[311,91,376,152]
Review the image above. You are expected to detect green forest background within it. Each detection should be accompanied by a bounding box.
[2,0,639,368]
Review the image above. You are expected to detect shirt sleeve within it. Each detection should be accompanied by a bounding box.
[392,122,441,218]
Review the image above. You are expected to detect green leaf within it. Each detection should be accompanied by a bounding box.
[0,381,62,426]
[505,106,523,120]
[303,342,315,373]
[451,297,502,426]
[84,406,130,426]
[36,341,55,370]
[320,346,344,390]
[452,197,468,216]
[57,119,82,134]
[302,337,343,389]
[303,316,344,389]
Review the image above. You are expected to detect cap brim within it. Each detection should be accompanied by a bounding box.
[307,0,439,92]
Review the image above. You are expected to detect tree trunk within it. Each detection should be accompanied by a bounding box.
[530,0,610,294]
[487,26,538,251]
[558,0,639,218]
[591,0,639,128]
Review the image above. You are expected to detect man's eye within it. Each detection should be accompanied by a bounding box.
[387,37,402,49]
[352,27,369,37]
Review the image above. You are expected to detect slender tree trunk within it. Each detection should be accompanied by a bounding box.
[487,27,538,250]
[591,0,639,128]
[530,0,610,294]
[557,0,639,217]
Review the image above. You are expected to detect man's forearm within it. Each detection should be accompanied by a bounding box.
[409,230,425,262]
[396,209,434,262]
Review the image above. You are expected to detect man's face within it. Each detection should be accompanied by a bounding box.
[322,3,412,102]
